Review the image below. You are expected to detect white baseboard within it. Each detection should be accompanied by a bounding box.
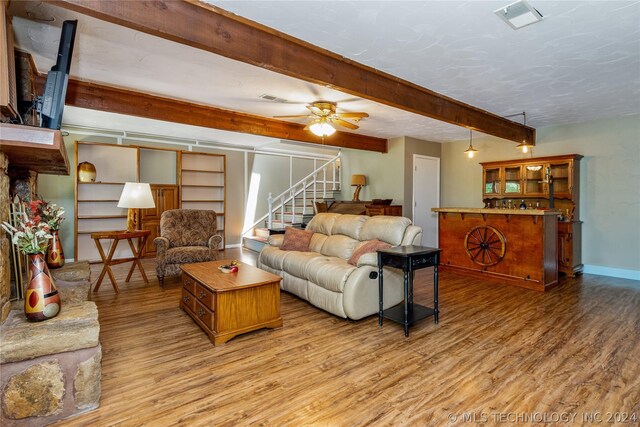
[66,258,75,263]
[225,243,242,249]
[583,264,640,281]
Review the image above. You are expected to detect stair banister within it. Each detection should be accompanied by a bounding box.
[267,192,273,229]
[250,153,340,233]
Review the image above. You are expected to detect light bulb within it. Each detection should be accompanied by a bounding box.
[467,150,475,159]
[309,120,336,137]
[522,145,529,154]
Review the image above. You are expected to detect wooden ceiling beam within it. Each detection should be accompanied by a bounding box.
[46,0,535,144]
[35,76,388,152]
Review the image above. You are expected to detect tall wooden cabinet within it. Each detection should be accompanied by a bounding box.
[140,185,179,256]
[480,154,583,276]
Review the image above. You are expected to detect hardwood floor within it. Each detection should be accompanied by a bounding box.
[55,249,640,426]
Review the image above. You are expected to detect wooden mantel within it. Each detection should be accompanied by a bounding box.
[0,123,69,175]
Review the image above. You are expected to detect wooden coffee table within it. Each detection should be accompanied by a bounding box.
[180,260,282,345]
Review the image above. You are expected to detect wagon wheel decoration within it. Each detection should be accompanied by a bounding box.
[464,225,507,266]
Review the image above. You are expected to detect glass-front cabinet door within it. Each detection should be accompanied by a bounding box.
[503,165,522,195]
[524,164,546,196]
[549,161,572,197]
[483,167,501,196]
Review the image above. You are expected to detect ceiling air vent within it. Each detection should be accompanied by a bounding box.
[258,94,288,103]
[494,0,543,30]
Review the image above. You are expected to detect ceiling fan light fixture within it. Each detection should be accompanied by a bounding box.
[494,0,543,30]
[309,119,336,137]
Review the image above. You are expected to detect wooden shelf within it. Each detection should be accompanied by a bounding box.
[181,169,224,173]
[78,215,127,219]
[179,151,226,250]
[0,123,69,175]
[78,181,126,185]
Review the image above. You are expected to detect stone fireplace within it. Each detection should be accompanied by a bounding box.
[0,130,102,426]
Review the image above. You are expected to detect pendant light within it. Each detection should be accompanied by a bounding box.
[515,112,535,153]
[464,129,478,158]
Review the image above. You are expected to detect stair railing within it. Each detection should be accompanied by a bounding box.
[242,153,341,236]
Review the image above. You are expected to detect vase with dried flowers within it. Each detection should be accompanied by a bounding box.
[2,203,62,321]
[35,199,66,268]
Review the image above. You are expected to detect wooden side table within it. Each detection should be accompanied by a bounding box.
[91,230,151,293]
[377,245,442,337]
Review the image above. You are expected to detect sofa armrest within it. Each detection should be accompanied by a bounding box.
[268,234,284,247]
[208,234,223,250]
[356,252,379,268]
[153,237,170,260]
[401,225,423,246]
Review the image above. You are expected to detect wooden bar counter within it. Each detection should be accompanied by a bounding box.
[432,208,560,291]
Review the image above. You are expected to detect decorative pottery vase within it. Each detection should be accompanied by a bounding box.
[46,229,65,268]
[25,253,61,322]
[78,161,97,183]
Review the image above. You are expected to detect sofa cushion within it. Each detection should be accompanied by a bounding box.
[259,246,290,271]
[306,257,356,293]
[348,239,392,266]
[309,233,328,253]
[280,227,314,251]
[165,246,213,264]
[306,213,341,235]
[320,235,360,260]
[283,251,323,279]
[331,215,367,240]
[360,216,412,245]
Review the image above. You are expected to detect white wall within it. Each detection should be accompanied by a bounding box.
[441,114,640,276]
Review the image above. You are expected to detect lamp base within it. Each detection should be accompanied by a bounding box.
[352,185,363,202]
[126,208,138,232]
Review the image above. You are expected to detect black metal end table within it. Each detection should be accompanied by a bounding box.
[377,245,442,337]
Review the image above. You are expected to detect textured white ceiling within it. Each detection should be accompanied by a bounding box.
[8,1,640,146]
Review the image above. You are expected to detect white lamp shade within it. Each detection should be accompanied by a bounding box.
[117,182,155,208]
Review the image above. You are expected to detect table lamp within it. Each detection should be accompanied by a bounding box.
[351,174,367,202]
[117,182,155,232]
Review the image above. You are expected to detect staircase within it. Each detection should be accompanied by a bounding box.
[243,154,341,252]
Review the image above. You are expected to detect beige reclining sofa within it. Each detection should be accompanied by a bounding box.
[258,213,423,320]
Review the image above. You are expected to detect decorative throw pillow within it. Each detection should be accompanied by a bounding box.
[280,227,314,252]
[348,239,392,266]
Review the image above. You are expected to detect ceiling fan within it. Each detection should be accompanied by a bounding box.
[274,101,369,136]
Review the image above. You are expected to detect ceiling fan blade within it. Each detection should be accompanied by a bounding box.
[306,105,327,116]
[330,118,359,130]
[273,114,313,119]
[336,112,369,120]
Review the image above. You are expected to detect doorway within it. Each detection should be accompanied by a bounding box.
[412,155,440,247]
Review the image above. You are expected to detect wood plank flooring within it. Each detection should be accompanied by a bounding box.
[54,249,640,426]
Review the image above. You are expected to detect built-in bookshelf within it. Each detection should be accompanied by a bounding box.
[74,142,226,262]
[179,152,226,249]
[75,143,138,262]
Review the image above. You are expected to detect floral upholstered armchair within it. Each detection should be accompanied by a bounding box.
[153,209,223,285]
